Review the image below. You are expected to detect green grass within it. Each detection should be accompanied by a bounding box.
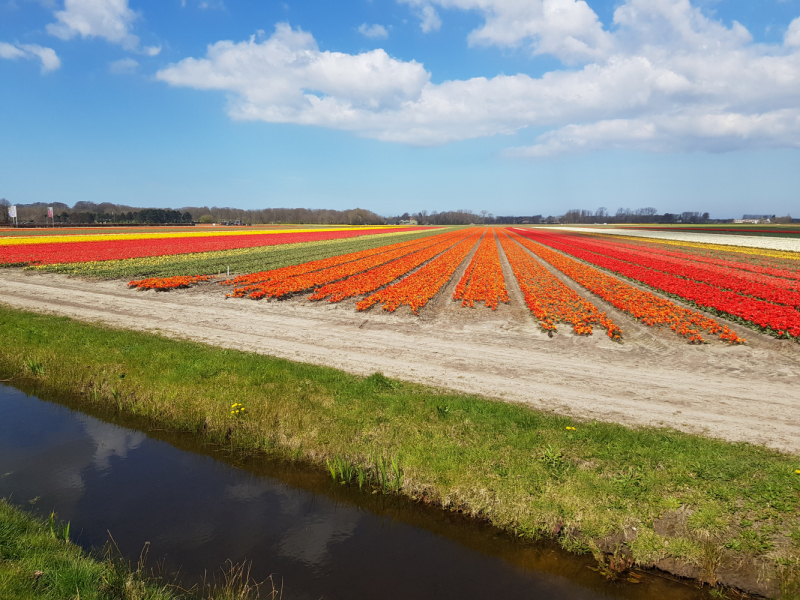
[22,228,447,279]
[0,499,176,600]
[1,305,799,596]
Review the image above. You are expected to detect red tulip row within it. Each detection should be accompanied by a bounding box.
[498,230,620,338]
[518,230,798,339]
[0,228,423,266]
[452,229,509,310]
[228,229,470,300]
[508,230,745,344]
[593,235,800,282]
[554,234,800,307]
[357,230,483,313]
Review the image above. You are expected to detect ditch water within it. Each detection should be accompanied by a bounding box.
[0,384,711,600]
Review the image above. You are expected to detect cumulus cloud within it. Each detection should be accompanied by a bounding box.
[47,0,139,50]
[0,41,61,72]
[157,24,430,120]
[358,23,389,39]
[401,0,608,59]
[786,17,800,47]
[156,3,800,156]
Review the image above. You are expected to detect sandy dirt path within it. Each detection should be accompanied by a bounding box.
[1,269,798,454]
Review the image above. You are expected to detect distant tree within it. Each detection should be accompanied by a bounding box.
[0,198,9,224]
[198,214,214,223]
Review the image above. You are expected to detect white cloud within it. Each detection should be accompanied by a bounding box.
[156,5,800,156]
[786,17,800,47]
[47,0,139,50]
[109,56,138,73]
[157,24,430,117]
[143,44,161,56]
[0,41,61,72]
[401,0,609,59]
[358,23,389,39]
[0,41,27,60]
[419,5,441,33]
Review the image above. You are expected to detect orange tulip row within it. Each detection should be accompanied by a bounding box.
[452,229,509,310]
[507,230,745,344]
[498,229,621,338]
[307,229,477,303]
[128,275,212,291]
[223,231,444,289]
[357,229,484,313]
[227,230,467,300]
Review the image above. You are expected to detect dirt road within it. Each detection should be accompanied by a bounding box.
[1,269,798,453]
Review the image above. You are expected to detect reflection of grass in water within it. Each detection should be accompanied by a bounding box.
[1,305,799,595]
[0,499,278,600]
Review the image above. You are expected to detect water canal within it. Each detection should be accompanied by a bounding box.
[0,384,712,599]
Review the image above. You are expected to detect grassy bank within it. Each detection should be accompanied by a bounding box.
[0,306,798,597]
[0,499,174,600]
[0,500,273,600]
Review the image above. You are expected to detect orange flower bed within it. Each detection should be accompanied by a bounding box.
[128,275,212,291]
[507,230,744,344]
[498,229,620,338]
[227,230,466,300]
[357,229,482,313]
[452,229,509,310]
[308,229,475,302]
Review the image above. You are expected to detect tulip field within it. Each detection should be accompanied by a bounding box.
[4,224,799,343]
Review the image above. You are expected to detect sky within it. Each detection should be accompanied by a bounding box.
[1,0,799,218]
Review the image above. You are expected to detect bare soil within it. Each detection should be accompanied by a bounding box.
[1,268,798,454]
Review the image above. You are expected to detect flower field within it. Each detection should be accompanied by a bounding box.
[515,229,798,340]
[453,229,509,310]
[498,229,620,338]
[0,226,424,266]
[7,222,797,343]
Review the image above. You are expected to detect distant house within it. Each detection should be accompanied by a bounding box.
[737,214,775,224]
[399,219,418,225]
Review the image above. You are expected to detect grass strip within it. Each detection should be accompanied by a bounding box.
[0,499,174,600]
[0,499,274,599]
[0,305,798,596]
[25,229,447,279]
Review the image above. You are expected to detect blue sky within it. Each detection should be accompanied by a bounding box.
[1,0,799,218]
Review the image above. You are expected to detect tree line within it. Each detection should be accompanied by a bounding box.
[0,201,385,226]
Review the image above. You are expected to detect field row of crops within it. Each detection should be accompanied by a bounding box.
[5,222,797,342]
[519,229,800,339]
[126,226,800,343]
[0,226,424,266]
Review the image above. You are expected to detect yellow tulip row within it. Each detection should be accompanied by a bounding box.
[1,225,401,246]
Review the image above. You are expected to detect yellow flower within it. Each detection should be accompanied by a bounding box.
[566,426,576,431]
[796,469,800,474]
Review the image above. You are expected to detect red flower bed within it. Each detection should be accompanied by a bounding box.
[593,236,800,283]
[516,229,795,339]
[509,230,744,344]
[557,236,800,306]
[0,228,424,265]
